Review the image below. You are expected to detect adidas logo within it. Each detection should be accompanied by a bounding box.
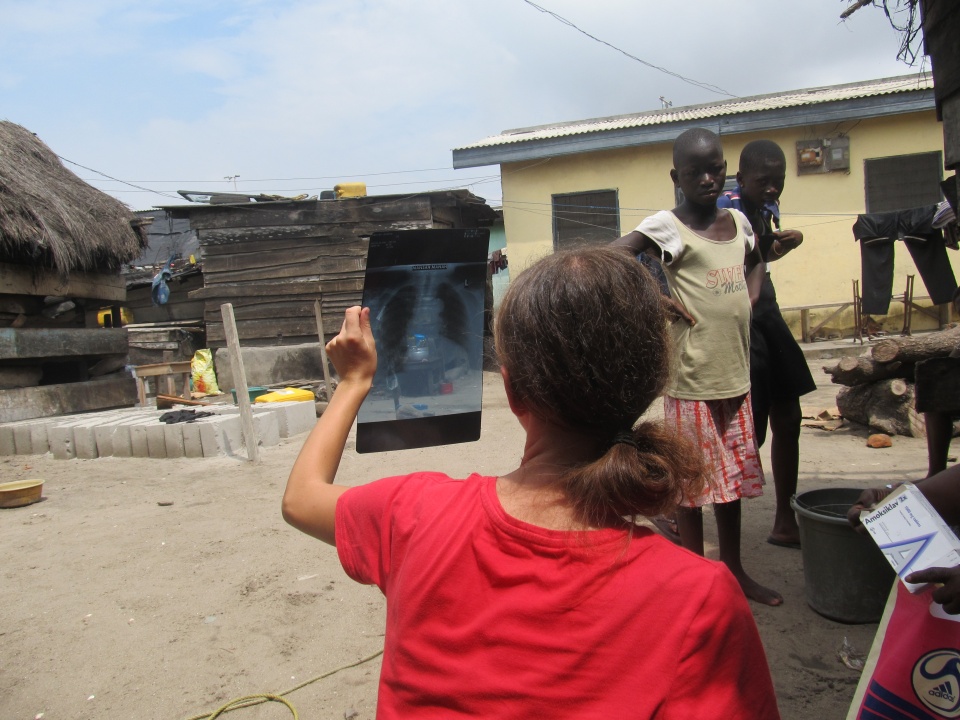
[928,682,956,703]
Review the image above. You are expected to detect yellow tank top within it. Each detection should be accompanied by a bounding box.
[662,210,752,400]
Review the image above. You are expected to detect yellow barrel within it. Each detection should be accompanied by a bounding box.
[334,182,367,198]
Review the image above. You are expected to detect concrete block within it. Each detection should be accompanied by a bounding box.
[72,412,131,459]
[197,419,227,458]
[163,423,185,458]
[47,422,78,460]
[181,422,204,458]
[95,422,120,457]
[103,415,158,458]
[146,424,168,459]
[0,424,14,456]
[255,401,316,438]
[283,401,317,437]
[220,415,246,457]
[13,422,39,455]
[30,422,50,455]
[130,423,150,458]
[252,412,280,448]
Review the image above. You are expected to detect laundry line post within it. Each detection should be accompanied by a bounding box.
[220,302,260,463]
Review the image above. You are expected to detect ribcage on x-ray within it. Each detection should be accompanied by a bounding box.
[374,272,469,380]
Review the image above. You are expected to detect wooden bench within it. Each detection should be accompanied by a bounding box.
[130,361,192,407]
[779,301,854,344]
[781,293,950,344]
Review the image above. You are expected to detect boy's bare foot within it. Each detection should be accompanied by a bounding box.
[766,533,801,549]
[769,513,801,548]
[735,572,783,606]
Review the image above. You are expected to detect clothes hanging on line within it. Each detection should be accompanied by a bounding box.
[853,205,958,315]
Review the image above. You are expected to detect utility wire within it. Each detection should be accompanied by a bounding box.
[79,166,459,184]
[57,155,182,200]
[520,0,737,98]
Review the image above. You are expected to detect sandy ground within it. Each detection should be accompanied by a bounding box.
[0,360,947,720]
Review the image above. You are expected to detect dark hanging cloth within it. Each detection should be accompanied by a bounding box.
[853,206,959,313]
[853,211,898,315]
[899,206,958,305]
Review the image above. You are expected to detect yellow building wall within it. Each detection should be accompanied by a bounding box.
[500,110,958,337]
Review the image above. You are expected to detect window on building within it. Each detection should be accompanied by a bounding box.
[552,190,620,250]
[864,151,943,213]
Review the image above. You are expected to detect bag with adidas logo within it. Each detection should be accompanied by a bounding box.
[848,583,960,718]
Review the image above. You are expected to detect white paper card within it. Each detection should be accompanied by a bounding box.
[860,483,960,592]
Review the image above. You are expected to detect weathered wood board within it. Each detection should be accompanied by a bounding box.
[0,328,128,360]
[0,263,127,302]
[0,375,137,423]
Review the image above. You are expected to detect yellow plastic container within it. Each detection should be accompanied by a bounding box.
[254,387,315,403]
[334,182,367,198]
[96,307,134,327]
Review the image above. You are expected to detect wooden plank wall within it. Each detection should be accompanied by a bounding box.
[185,197,440,347]
[124,272,205,324]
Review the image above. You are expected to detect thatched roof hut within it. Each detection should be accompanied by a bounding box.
[0,121,146,275]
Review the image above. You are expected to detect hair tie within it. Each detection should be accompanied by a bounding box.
[612,431,639,450]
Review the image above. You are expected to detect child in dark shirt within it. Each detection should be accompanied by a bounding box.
[717,140,817,549]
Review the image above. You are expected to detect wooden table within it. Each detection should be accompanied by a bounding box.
[130,361,192,406]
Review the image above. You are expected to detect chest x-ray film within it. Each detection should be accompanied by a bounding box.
[356,228,490,453]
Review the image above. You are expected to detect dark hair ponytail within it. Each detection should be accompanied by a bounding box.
[496,246,706,528]
[561,421,705,528]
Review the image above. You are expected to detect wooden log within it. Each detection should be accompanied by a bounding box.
[836,378,926,437]
[915,357,960,414]
[822,356,912,386]
[0,376,137,423]
[871,325,960,363]
[0,328,128,360]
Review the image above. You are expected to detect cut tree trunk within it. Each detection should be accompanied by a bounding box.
[822,356,912,386]
[836,378,926,437]
[871,324,960,364]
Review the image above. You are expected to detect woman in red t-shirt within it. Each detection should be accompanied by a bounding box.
[283,246,781,719]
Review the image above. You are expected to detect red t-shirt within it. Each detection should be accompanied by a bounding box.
[336,472,780,719]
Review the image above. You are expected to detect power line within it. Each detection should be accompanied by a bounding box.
[520,0,737,98]
[58,155,182,200]
[78,166,459,183]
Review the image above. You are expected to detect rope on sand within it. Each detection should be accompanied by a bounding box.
[183,648,385,720]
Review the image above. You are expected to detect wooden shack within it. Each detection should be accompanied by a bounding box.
[164,190,498,347]
[0,121,145,422]
[122,211,205,365]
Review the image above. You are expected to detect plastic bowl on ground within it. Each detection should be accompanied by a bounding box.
[0,479,44,509]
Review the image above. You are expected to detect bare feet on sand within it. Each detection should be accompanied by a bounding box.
[736,572,783,606]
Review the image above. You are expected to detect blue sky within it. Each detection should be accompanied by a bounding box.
[1,0,920,209]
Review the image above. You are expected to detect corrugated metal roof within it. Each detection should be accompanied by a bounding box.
[455,73,933,151]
